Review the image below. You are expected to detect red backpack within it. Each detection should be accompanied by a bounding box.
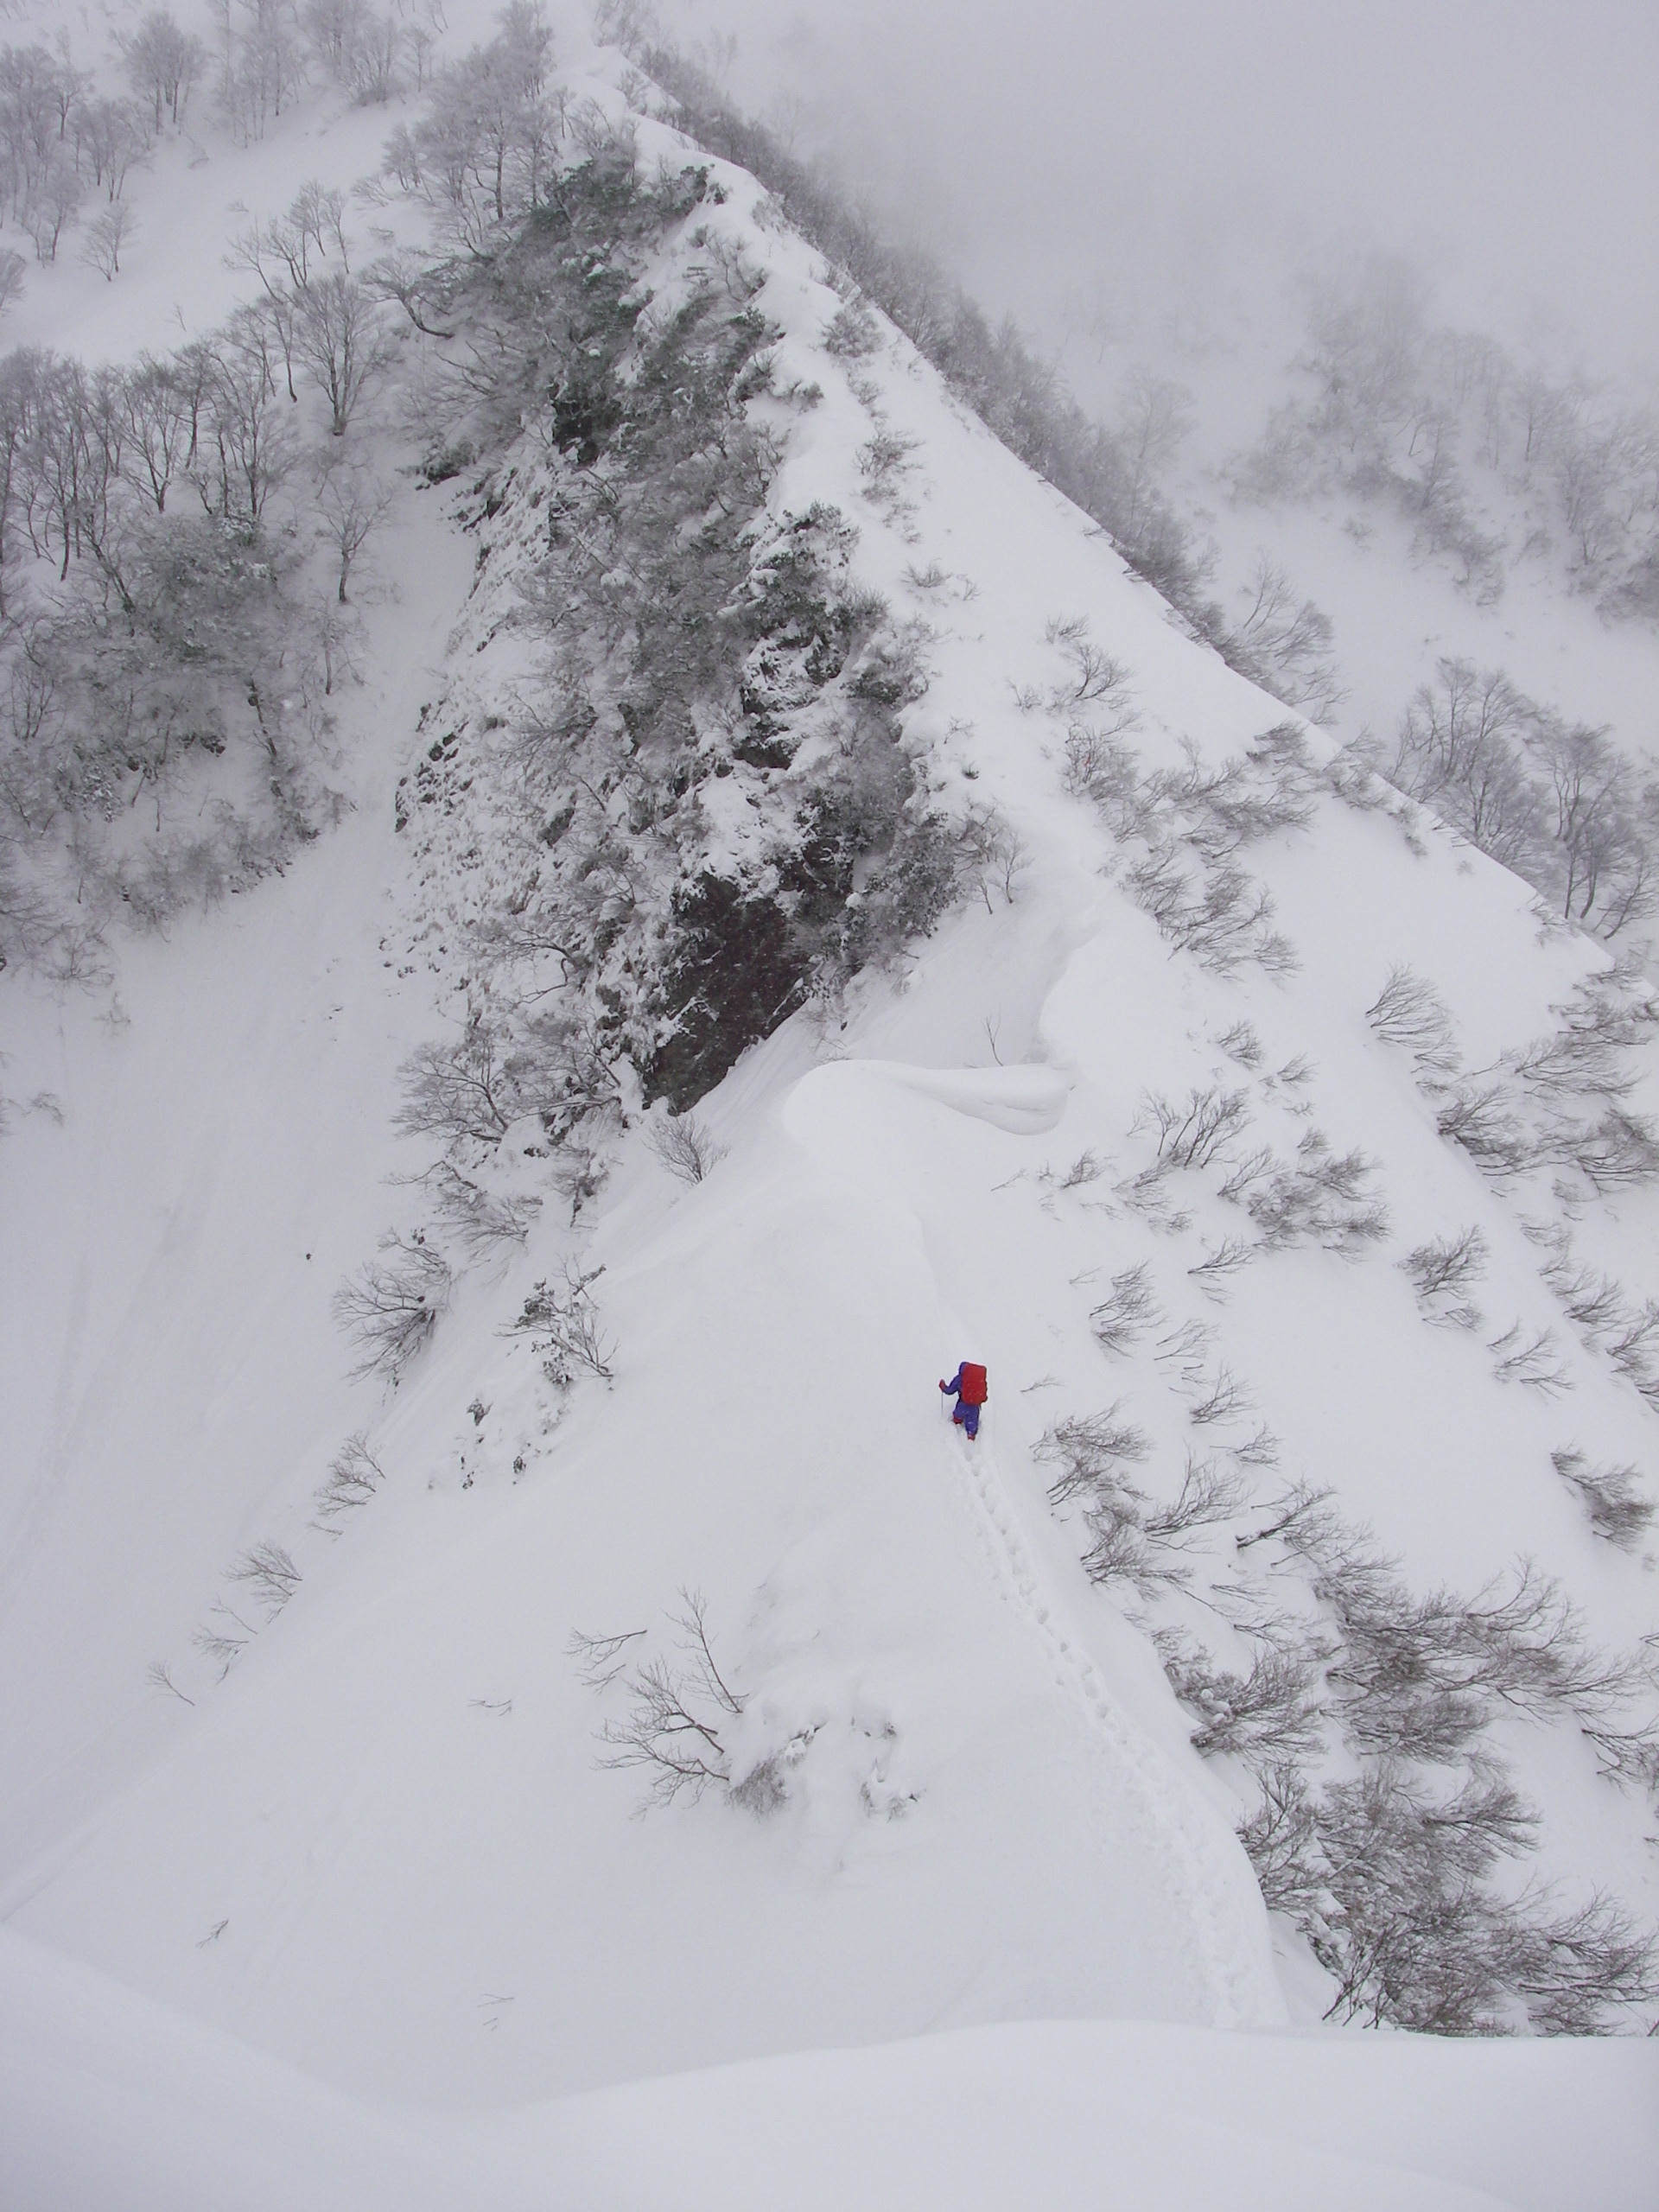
[958,1363,988,1406]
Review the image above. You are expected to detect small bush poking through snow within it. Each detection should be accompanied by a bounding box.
[227,1541,302,1619]
[312,1433,386,1532]
[333,1232,452,1383]
[507,1262,614,1387]
[1549,1450,1656,1551]
[649,1111,727,1185]
[1366,964,1461,1074]
[1402,1226,1487,1329]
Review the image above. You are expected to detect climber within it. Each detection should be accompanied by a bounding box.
[939,1361,988,1440]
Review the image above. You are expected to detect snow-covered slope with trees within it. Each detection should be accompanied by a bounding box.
[2,7,1657,2204]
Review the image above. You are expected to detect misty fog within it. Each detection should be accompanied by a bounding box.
[673,0,1659,382]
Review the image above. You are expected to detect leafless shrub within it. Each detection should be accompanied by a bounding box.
[191,1600,255,1677]
[1147,728,1319,860]
[1039,1418,1244,1598]
[1154,1317,1214,1380]
[1034,1406,1151,1507]
[333,1232,452,1382]
[228,1540,302,1618]
[591,1592,760,1813]
[1236,1478,1337,1554]
[1581,1717,1659,1797]
[1111,1158,1190,1234]
[1607,1301,1659,1408]
[1060,723,1146,834]
[312,1432,385,1530]
[397,1007,621,1160]
[405,1160,540,1257]
[955,801,1027,909]
[1432,975,1659,1193]
[1143,1450,1248,1544]
[1186,1363,1253,1428]
[1508,966,1658,1103]
[1232,1423,1282,1468]
[1055,1148,1106,1189]
[1157,1629,1330,1762]
[1533,1228,1625,1345]
[1141,1084,1250,1171]
[1554,1109,1659,1193]
[566,1624,647,1689]
[1272,1494,1639,1749]
[1127,843,1299,976]
[1226,561,1345,724]
[823,298,881,358]
[145,1658,194,1706]
[507,1262,615,1386]
[1434,1081,1534,1177]
[1239,1132,1389,1254]
[1187,1236,1254,1300]
[1550,1450,1655,1551]
[1488,1321,1572,1394]
[1047,647,1141,747]
[648,1109,728,1184]
[1216,1146,1274,1204]
[1241,1761,1656,2034]
[1366,964,1461,1075]
[1402,1225,1487,1328]
[1089,1261,1162,1354]
[1217,1020,1263,1066]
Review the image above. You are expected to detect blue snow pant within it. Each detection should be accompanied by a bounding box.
[952,1398,981,1439]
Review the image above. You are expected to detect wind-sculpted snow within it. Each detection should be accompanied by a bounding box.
[10,1923,1656,2212]
[785,1058,1071,1140]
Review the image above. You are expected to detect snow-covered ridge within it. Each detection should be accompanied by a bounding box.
[3,9,1658,2202]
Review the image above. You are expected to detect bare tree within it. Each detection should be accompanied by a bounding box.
[198,327,296,521]
[315,457,390,601]
[118,355,190,512]
[1114,367,1193,546]
[26,155,81,263]
[79,202,135,281]
[296,271,395,435]
[122,10,206,129]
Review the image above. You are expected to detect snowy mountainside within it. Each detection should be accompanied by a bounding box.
[3,15,1659,2203]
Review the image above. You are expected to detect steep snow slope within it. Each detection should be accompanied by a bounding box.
[0,486,474,1874]
[3,18,1659,2201]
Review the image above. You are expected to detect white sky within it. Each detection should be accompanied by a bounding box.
[672,0,1659,385]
